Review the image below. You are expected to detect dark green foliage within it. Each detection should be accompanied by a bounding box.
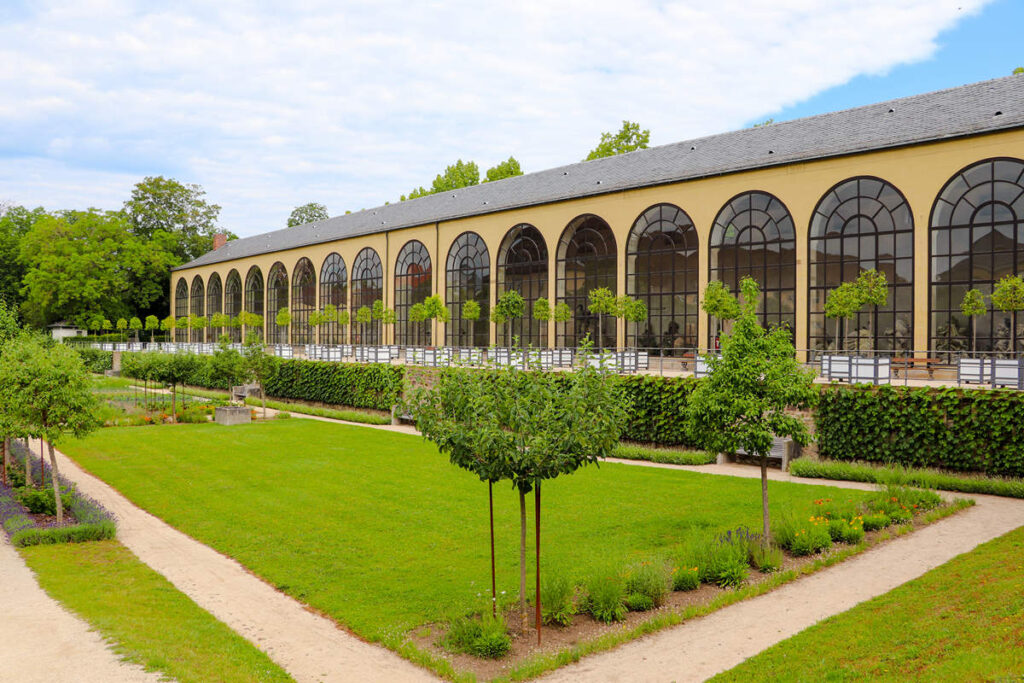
[75,348,113,372]
[540,574,576,626]
[15,486,73,516]
[816,385,1024,478]
[584,572,627,623]
[12,520,116,547]
[616,375,701,446]
[440,614,511,659]
[624,592,655,611]
[264,359,404,412]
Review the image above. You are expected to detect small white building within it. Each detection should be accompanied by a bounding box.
[48,321,86,341]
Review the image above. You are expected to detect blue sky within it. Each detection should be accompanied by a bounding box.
[0,0,1017,237]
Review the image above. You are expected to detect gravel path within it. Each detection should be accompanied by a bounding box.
[40,439,434,683]
[0,534,162,683]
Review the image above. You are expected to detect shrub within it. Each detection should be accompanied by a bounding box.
[440,614,511,659]
[540,574,576,627]
[623,560,671,609]
[861,512,891,531]
[264,359,405,412]
[15,486,74,517]
[613,443,715,466]
[75,348,113,373]
[276,411,292,419]
[749,543,784,573]
[624,593,655,611]
[584,572,627,623]
[671,565,700,591]
[828,517,866,544]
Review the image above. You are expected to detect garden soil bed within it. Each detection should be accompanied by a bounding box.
[406,502,968,681]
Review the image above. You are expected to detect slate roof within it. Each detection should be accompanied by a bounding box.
[176,75,1024,271]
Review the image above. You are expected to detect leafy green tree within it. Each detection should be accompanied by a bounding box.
[237,311,264,342]
[242,331,277,419]
[0,206,48,309]
[116,318,128,340]
[422,295,449,347]
[287,202,329,228]
[587,287,617,351]
[484,157,523,183]
[210,336,246,390]
[145,314,160,340]
[355,306,373,347]
[123,176,228,262]
[462,300,481,348]
[992,274,1024,353]
[0,337,99,523]
[381,308,397,345]
[156,352,199,423]
[702,280,741,342]
[401,160,480,201]
[687,277,816,546]
[824,282,860,352]
[585,121,650,161]
[616,295,647,348]
[533,297,552,346]
[494,290,526,349]
[102,319,112,334]
[409,302,427,347]
[129,316,143,341]
[0,299,22,486]
[960,288,987,355]
[308,310,326,344]
[336,309,350,344]
[274,308,292,344]
[853,269,887,352]
[553,302,572,332]
[18,210,177,327]
[1014,67,1024,75]
[160,315,176,340]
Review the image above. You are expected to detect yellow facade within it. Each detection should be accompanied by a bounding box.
[171,127,1024,352]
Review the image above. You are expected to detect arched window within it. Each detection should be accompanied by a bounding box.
[244,266,264,341]
[267,262,289,344]
[627,204,699,354]
[556,214,617,349]
[446,232,490,347]
[174,278,189,343]
[931,158,1024,353]
[497,224,548,348]
[207,273,223,341]
[291,258,316,345]
[394,241,433,347]
[351,247,383,345]
[809,177,914,353]
[225,270,242,342]
[190,276,205,343]
[320,253,348,345]
[709,191,797,340]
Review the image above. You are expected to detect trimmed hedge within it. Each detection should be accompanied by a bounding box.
[75,348,113,373]
[615,375,700,447]
[264,359,405,412]
[816,385,1024,478]
[789,459,1024,499]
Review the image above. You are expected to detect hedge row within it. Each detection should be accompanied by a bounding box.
[76,348,113,373]
[816,385,1024,478]
[263,359,404,413]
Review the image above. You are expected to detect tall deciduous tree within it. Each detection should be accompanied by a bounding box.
[288,202,329,228]
[687,277,816,546]
[123,176,227,262]
[484,157,524,183]
[401,160,480,201]
[585,121,650,161]
[0,206,48,309]
[0,337,99,523]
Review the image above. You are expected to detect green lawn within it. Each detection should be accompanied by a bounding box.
[21,540,292,683]
[62,421,874,650]
[713,526,1024,681]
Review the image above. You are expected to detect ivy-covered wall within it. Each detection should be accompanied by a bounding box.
[816,385,1024,478]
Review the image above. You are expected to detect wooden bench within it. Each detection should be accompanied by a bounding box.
[891,357,941,379]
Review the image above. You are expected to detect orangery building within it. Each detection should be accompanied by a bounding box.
[171,75,1024,356]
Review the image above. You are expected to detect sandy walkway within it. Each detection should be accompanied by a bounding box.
[39,439,435,683]
[0,535,162,683]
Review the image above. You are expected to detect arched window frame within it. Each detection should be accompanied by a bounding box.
[446,232,490,347]
[808,176,914,353]
[709,191,797,341]
[190,276,205,343]
[174,278,189,343]
[626,203,699,354]
[266,262,289,344]
[351,247,383,345]
[394,240,433,347]
[497,224,548,348]
[225,269,242,342]
[207,272,223,341]
[555,214,617,349]
[319,253,348,345]
[244,266,264,341]
[929,157,1024,354]
[291,257,316,345]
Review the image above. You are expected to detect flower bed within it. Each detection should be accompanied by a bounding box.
[1,441,116,547]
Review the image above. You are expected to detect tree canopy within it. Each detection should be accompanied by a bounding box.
[288,202,329,227]
[123,176,230,262]
[585,121,650,161]
[484,157,524,183]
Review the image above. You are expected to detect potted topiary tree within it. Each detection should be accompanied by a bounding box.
[958,288,988,383]
[821,281,860,381]
[587,287,617,353]
[990,275,1024,387]
[462,300,481,348]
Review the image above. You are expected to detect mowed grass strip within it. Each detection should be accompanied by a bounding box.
[20,540,293,683]
[712,526,1024,681]
[62,421,874,645]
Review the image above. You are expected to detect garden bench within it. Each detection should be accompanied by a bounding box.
[892,356,941,379]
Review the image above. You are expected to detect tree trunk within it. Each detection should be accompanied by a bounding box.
[171,384,177,423]
[470,321,475,349]
[23,438,32,487]
[760,453,770,547]
[519,489,527,632]
[46,440,64,525]
[535,482,541,646]
[598,312,604,352]
[2,437,8,487]
[261,381,267,420]
[972,319,977,356]
[39,438,45,486]
[835,318,841,352]
[489,482,497,618]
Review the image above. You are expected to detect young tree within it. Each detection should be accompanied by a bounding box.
[308,310,326,345]
[145,314,160,340]
[824,282,860,352]
[422,295,449,347]
[0,300,22,486]
[188,313,207,343]
[371,300,386,345]
[157,352,199,423]
[116,318,128,340]
[702,280,741,342]
[462,300,481,347]
[160,315,176,342]
[494,290,525,349]
[616,295,648,348]
[102,319,113,335]
[210,336,246,389]
[853,269,888,353]
[210,313,230,341]
[992,274,1024,353]
[553,302,572,346]
[275,308,292,345]
[242,331,277,418]
[585,121,650,161]
[687,277,816,547]
[129,316,143,342]
[287,202,329,228]
[355,306,373,347]
[176,317,189,340]
[0,337,99,523]
[587,287,617,352]
[409,302,427,347]
[381,308,397,345]
[336,309,350,346]
[533,298,552,346]
[960,289,987,355]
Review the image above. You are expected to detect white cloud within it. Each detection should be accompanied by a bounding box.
[0,0,992,235]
